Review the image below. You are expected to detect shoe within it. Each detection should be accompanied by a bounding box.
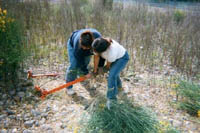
[106,99,111,110]
[66,88,75,95]
[106,99,116,110]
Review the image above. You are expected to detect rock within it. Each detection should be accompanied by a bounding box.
[52,105,58,112]
[0,114,7,121]
[23,114,30,121]
[41,124,52,130]
[0,101,3,106]
[24,120,35,128]
[31,109,41,117]
[46,130,54,133]
[3,120,9,128]
[2,94,7,99]
[17,92,25,98]
[8,115,16,119]
[13,96,20,102]
[35,121,39,127]
[9,90,16,96]
[173,120,182,127]
[60,123,67,129]
[45,106,51,112]
[23,129,32,133]
[1,129,7,133]
[26,92,32,97]
[40,118,46,125]
[6,109,15,115]
[41,113,48,118]
[16,114,22,121]
[11,128,17,133]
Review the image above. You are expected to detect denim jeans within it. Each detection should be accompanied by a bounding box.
[65,39,90,89]
[107,51,129,99]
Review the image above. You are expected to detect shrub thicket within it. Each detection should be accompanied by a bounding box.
[174,80,200,117]
[0,7,26,89]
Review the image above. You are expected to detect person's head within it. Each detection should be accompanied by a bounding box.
[92,37,112,54]
[80,31,94,50]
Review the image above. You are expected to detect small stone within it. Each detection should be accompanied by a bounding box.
[35,121,39,127]
[8,115,16,119]
[41,113,48,118]
[26,92,32,97]
[1,129,7,133]
[23,114,30,121]
[45,106,51,112]
[6,109,15,115]
[11,128,17,133]
[3,120,9,128]
[13,96,20,102]
[173,120,182,127]
[46,130,54,133]
[9,90,16,96]
[52,105,58,112]
[2,94,7,99]
[41,124,52,130]
[23,129,32,133]
[60,123,67,129]
[31,109,41,117]
[17,92,25,98]
[40,118,46,125]
[0,101,3,106]
[0,114,7,121]
[24,120,35,128]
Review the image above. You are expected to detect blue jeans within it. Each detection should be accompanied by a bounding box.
[65,39,90,89]
[107,51,129,99]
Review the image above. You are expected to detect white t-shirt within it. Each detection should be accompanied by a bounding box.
[100,40,126,62]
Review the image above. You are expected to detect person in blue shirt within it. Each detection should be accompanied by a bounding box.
[65,28,104,95]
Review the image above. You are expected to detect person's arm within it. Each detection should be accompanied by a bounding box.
[73,35,88,74]
[106,61,111,69]
[94,54,100,73]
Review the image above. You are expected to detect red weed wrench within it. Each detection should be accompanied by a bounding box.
[27,70,91,99]
[35,74,91,99]
[27,70,61,79]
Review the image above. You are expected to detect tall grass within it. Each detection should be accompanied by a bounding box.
[1,0,200,76]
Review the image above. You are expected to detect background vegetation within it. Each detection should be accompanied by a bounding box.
[0,0,199,85]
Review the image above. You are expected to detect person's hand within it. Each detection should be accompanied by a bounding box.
[103,66,109,73]
[85,73,91,78]
[91,71,98,78]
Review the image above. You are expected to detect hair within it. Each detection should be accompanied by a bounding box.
[80,30,94,48]
[92,38,112,53]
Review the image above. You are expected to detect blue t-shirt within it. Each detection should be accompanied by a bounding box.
[69,28,101,74]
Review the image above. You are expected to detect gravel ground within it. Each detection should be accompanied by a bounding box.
[0,63,200,133]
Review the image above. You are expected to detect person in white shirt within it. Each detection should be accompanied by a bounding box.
[92,37,129,109]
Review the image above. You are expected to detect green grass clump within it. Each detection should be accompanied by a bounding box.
[81,96,158,133]
[175,80,200,117]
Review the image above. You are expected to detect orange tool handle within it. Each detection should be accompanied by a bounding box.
[28,70,61,79]
[35,74,91,99]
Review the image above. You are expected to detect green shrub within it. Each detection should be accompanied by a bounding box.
[0,8,26,89]
[174,80,200,117]
[173,10,186,23]
[81,96,159,133]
